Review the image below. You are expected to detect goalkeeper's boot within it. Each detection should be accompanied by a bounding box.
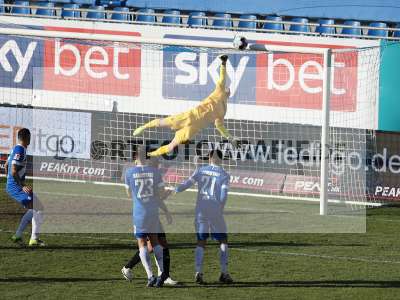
[195,272,205,285]
[133,126,145,136]
[11,235,24,245]
[28,238,46,247]
[147,275,157,287]
[219,273,233,284]
[121,266,133,281]
[148,145,170,157]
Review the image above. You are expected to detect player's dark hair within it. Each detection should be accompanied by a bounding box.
[135,145,148,163]
[209,149,223,164]
[150,156,160,168]
[17,128,30,141]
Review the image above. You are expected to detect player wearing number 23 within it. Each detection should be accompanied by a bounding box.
[125,163,164,237]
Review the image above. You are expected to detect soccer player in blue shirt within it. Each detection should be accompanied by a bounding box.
[121,156,178,286]
[175,149,233,284]
[5,128,45,247]
[124,146,171,287]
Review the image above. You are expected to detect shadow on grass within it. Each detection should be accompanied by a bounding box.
[175,280,400,289]
[0,277,121,283]
[0,243,136,251]
[0,240,367,251]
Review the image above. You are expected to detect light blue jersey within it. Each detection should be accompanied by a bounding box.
[125,165,164,236]
[176,164,230,218]
[6,144,27,193]
[6,144,33,207]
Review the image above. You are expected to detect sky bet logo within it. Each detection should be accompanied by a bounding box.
[163,41,257,104]
[163,35,358,111]
[0,29,141,96]
[43,30,141,96]
[0,37,42,88]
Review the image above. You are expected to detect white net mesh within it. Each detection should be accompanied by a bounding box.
[0,34,381,233]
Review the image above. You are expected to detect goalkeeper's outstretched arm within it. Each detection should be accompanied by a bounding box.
[216,55,228,89]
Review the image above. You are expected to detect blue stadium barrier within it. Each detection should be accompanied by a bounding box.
[263,15,283,31]
[394,24,400,37]
[86,5,105,19]
[238,14,257,29]
[136,8,155,23]
[62,3,80,17]
[187,11,206,27]
[316,19,335,34]
[342,20,362,36]
[212,13,232,28]
[368,22,388,38]
[289,17,309,33]
[162,9,180,24]
[111,6,130,21]
[11,0,30,15]
[35,2,56,16]
[0,0,4,13]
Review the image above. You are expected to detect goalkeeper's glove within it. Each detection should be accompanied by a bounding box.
[220,55,228,63]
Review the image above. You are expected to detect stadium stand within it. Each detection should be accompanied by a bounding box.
[289,17,310,33]
[187,11,207,27]
[394,24,400,37]
[135,8,155,23]
[35,2,55,17]
[162,9,181,24]
[238,14,257,30]
[316,19,335,35]
[212,13,232,28]
[10,1,30,15]
[341,20,362,36]
[263,15,284,32]
[86,5,105,20]
[368,22,388,38]
[111,6,129,21]
[72,0,95,5]
[1,0,400,39]
[61,3,80,18]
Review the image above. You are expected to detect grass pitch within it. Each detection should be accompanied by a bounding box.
[1,177,400,299]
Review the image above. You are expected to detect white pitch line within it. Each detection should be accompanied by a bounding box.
[1,174,382,207]
[3,229,399,266]
[233,248,400,265]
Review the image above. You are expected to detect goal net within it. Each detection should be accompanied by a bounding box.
[0,32,380,233]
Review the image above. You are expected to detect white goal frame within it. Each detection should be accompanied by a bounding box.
[0,27,334,215]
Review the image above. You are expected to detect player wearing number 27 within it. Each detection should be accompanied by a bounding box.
[175,150,233,284]
[133,55,235,157]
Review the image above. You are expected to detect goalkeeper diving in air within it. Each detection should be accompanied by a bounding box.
[133,55,235,157]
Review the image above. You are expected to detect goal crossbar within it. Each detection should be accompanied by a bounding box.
[0,27,329,54]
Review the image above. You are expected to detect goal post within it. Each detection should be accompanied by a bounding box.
[320,48,332,216]
[0,28,333,217]
[0,28,380,233]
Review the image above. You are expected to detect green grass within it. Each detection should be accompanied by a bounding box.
[1,177,400,299]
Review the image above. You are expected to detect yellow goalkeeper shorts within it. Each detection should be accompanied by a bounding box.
[165,111,195,130]
[174,126,200,144]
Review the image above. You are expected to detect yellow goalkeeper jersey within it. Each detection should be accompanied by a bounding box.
[171,64,228,128]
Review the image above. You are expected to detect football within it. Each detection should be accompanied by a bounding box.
[233,35,248,50]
